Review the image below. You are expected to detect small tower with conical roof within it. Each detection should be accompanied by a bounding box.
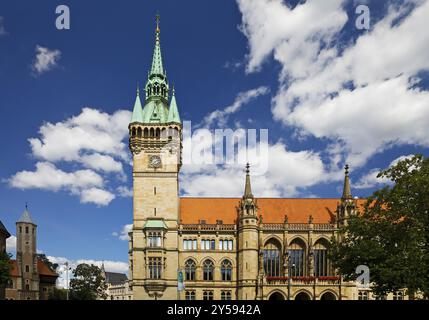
[16,205,39,300]
[337,165,356,226]
[129,15,182,300]
[237,164,260,300]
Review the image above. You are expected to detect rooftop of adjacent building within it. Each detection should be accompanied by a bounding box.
[9,259,58,278]
[104,272,128,286]
[0,220,11,238]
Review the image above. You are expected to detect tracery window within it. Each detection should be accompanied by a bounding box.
[203,260,214,281]
[148,257,162,279]
[221,260,232,281]
[313,239,331,277]
[263,239,281,277]
[184,259,196,281]
[288,239,306,277]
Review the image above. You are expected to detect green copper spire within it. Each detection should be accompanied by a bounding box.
[141,14,170,123]
[130,86,144,123]
[150,14,165,76]
[342,164,352,200]
[167,87,181,123]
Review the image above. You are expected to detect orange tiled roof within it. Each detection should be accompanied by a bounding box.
[180,197,366,224]
[9,259,58,277]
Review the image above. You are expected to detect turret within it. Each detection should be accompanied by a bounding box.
[237,164,259,300]
[337,165,356,227]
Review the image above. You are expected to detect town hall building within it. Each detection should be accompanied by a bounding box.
[127,17,404,301]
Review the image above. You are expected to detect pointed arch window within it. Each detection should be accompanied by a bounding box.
[288,239,306,277]
[221,260,232,281]
[203,260,214,281]
[263,239,281,277]
[313,239,331,277]
[185,259,196,281]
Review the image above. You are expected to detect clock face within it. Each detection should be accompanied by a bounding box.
[149,155,162,168]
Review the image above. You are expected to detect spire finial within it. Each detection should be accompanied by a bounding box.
[172,85,175,96]
[342,164,352,200]
[136,83,140,96]
[25,202,28,210]
[243,163,253,198]
[155,13,160,34]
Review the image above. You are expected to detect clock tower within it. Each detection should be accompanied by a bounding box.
[128,15,182,300]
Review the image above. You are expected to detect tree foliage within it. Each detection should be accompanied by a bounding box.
[330,154,429,298]
[0,251,11,288]
[36,253,58,271]
[48,287,68,300]
[69,263,107,300]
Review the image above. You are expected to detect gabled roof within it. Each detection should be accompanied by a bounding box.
[0,220,10,238]
[105,272,128,285]
[9,259,58,278]
[180,197,366,224]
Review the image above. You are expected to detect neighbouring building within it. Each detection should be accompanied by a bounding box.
[102,263,133,300]
[127,17,407,300]
[1,220,11,300]
[5,208,58,300]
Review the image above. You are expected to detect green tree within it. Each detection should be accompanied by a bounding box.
[69,263,107,300]
[0,251,11,289]
[36,253,58,271]
[330,154,429,299]
[48,287,68,300]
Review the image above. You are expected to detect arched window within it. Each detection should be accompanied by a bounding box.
[313,239,331,277]
[263,239,281,277]
[137,127,142,138]
[221,260,232,281]
[289,238,306,277]
[221,291,232,300]
[150,128,155,138]
[203,260,214,281]
[185,259,196,281]
[144,128,149,138]
[203,291,213,300]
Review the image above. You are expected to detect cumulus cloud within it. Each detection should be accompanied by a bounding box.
[181,141,327,197]
[48,256,128,288]
[32,45,61,75]
[112,224,132,241]
[8,108,132,206]
[116,186,133,198]
[355,154,415,189]
[6,235,16,254]
[202,86,270,127]
[237,0,429,170]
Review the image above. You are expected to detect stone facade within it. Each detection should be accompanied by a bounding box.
[5,209,58,300]
[0,220,11,300]
[128,18,407,301]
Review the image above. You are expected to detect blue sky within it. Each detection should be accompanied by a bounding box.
[1,0,429,283]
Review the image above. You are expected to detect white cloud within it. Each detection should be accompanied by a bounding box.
[29,108,131,163]
[355,154,416,189]
[6,235,16,254]
[202,86,270,127]
[113,224,132,241]
[80,187,115,206]
[237,0,429,169]
[181,141,326,197]
[116,186,133,198]
[0,17,7,36]
[80,153,123,173]
[8,161,114,206]
[32,45,61,75]
[48,256,128,288]
[9,162,103,191]
[9,108,132,206]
